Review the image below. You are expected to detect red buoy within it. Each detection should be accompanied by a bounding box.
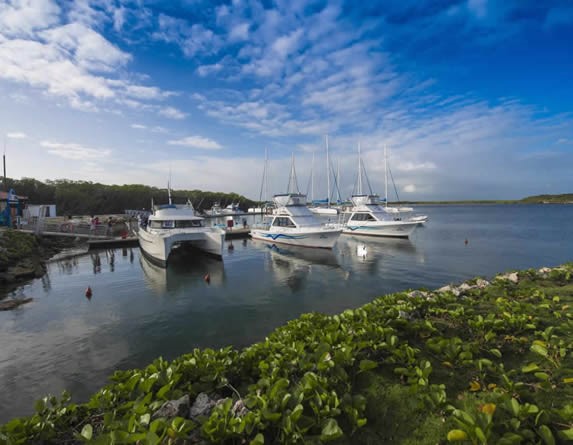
[85,286,93,298]
[204,274,210,284]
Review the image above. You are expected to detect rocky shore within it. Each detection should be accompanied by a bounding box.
[0,229,79,298]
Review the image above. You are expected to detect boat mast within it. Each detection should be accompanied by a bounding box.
[311,150,314,202]
[384,143,388,207]
[326,134,330,207]
[287,153,299,194]
[357,142,363,195]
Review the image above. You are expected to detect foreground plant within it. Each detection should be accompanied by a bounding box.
[1,263,572,444]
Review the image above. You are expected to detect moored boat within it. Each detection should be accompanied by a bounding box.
[138,198,225,266]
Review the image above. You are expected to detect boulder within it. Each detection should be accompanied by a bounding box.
[475,279,490,289]
[189,393,217,419]
[152,394,190,420]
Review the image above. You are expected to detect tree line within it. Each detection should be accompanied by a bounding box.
[2,177,258,216]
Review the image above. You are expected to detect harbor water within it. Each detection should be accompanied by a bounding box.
[1,204,572,423]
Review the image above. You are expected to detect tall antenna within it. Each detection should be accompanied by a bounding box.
[167,167,172,205]
[286,153,300,194]
[311,150,315,202]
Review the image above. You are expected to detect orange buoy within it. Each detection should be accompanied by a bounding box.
[204,273,210,284]
[85,286,93,298]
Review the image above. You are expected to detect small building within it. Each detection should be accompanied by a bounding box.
[0,189,28,227]
[25,204,57,218]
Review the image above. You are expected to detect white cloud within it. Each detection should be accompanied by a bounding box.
[168,136,222,150]
[403,184,416,193]
[229,22,249,42]
[40,23,131,72]
[131,123,146,129]
[40,140,111,160]
[0,0,61,37]
[272,28,303,59]
[6,132,27,139]
[159,106,187,120]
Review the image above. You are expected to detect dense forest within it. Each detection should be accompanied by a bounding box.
[519,193,573,204]
[3,177,258,216]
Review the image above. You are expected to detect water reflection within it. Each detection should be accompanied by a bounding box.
[139,251,226,295]
[253,242,340,292]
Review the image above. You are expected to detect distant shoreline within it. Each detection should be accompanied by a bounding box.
[395,200,573,205]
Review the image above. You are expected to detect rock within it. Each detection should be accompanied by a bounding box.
[407,290,429,299]
[497,272,519,283]
[437,285,460,297]
[458,283,473,292]
[475,279,490,289]
[539,267,551,274]
[152,394,190,420]
[231,399,248,418]
[189,393,217,419]
[0,298,33,311]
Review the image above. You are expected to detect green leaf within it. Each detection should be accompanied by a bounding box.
[359,359,378,372]
[140,413,150,426]
[447,429,468,441]
[81,424,93,441]
[531,344,548,358]
[538,425,555,445]
[534,372,550,381]
[558,429,573,441]
[156,383,171,399]
[489,348,502,358]
[522,363,540,373]
[320,418,343,442]
[250,433,265,445]
[146,431,161,445]
[475,426,486,443]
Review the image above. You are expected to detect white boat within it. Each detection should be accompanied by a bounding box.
[342,194,420,237]
[250,155,342,249]
[221,203,245,215]
[138,198,225,266]
[341,145,420,238]
[250,193,342,248]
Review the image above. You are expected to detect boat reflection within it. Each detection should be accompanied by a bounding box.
[139,250,225,294]
[339,235,424,265]
[253,241,340,292]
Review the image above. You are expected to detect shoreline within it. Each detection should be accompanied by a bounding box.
[2,261,572,443]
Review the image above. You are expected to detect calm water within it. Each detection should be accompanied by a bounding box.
[1,204,572,422]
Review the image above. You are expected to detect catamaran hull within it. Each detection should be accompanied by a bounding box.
[138,228,224,266]
[342,221,419,238]
[250,228,341,249]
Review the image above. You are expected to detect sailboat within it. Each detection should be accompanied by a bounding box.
[381,144,428,223]
[341,144,420,238]
[250,154,342,248]
[309,135,338,216]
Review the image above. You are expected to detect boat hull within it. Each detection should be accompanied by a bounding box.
[138,227,224,266]
[342,220,419,238]
[250,227,341,249]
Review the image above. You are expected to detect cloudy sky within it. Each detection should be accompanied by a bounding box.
[1,0,572,201]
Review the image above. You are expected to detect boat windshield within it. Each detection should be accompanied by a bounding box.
[350,213,376,222]
[149,219,203,229]
[272,217,296,228]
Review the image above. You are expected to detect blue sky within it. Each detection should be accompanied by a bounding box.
[1,0,572,201]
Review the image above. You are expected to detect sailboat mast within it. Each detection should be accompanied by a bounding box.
[357,142,363,195]
[384,144,388,207]
[311,150,314,202]
[265,147,269,203]
[326,134,330,206]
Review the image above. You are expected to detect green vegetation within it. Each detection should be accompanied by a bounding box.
[0,229,39,272]
[519,194,573,204]
[3,177,257,216]
[1,264,572,444]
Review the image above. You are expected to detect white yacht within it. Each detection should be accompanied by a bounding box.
[250,155,342,249]
[342,194,420,238]
[341,144,420,238]
[138,198,225,266]
[250,193,342,248]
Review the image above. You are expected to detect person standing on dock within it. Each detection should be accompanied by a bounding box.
[106,217,113,236]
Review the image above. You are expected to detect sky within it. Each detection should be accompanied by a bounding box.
[1,0,572,202]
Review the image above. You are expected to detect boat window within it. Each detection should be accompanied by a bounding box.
[272,217,296,227]
[162,220,175,229]
[350,213,376,222]
[149,220,163,229]
[175,220,203,228]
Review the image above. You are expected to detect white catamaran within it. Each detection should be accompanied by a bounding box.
[138,189,225,266]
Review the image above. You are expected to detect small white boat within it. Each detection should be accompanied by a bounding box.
[341,144,420,238]
[342,194,420,238]
[250,193,342,248]
[138,198,225,266]
[221,203,245,215]
[251,153,342,249]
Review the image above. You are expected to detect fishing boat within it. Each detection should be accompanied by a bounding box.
[341,145,420,238]
[250,155,342,248]
[138,193,225,266]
